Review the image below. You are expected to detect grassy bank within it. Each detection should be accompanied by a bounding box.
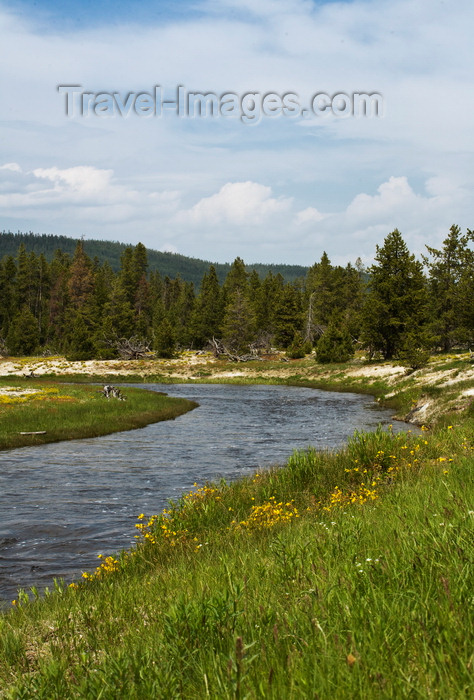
[1,408,473,697]
[0,378,197,450]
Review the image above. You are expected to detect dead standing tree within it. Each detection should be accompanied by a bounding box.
[304,292,325,345]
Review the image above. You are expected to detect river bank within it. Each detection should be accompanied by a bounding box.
[0,380,197,451]
[0,384,401,603]
[1,350,473,426]
[2,391,473,697]
[1,353,473,697]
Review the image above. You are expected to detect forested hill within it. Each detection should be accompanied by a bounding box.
[0,231,307,286]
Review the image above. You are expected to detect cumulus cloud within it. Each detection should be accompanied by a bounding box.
[32,166,114,195]
[323,175,472,263]
[0,163,180,223]
[0,163,22,173]
[346,177,420,223]
[343,175,470,240]
[175,181,293,226]
[295,206,326,226]
[0,164,123,209]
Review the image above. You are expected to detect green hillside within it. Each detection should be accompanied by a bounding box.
[0,231,307,287]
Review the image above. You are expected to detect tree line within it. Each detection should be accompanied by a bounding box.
[0,226,473,364]
[0,231,307,288]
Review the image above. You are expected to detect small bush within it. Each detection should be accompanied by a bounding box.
[397,344,431,372]
[286,332,306,359]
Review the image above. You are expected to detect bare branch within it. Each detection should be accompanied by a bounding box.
[103,334,152,360]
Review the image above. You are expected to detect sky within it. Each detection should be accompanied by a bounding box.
[0,0,473,267]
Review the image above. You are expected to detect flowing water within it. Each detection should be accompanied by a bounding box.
[0,383,411,602]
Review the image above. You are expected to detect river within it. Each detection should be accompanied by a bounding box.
[0,383,410,602]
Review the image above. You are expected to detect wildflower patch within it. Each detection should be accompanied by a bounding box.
[81,554,121,582]
[232,497,299,530]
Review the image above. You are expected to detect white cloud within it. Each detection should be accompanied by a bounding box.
[0,162,22,173]
[0,163,180,223]
[346,177,419,223]
[175,181,293,226]
[31,166,116,201]
[295,206,326,226]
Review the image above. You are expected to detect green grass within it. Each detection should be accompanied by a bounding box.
[0,378,197,450]
[1,414,473,698]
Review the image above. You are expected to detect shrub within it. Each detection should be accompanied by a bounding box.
[397,331,431,372]
[286,332,306,359]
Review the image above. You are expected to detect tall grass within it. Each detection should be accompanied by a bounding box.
[1,416,473,698]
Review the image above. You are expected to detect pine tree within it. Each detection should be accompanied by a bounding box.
[103,278,136,338]
[222,288,255,353]
[252,270,283,339]
[305,252,334,327]
[274,284,302,349]
[303,254,364,345]
[68,241,94,311]
[28,253,50,342]
[286,331,307,359]
[118,246,135,305]
[190,265,224,346]
[315,316,354,363]
[220,258,254,352]
[361,229,429,360]
[248,269,261,303]
[153,317,176,358]
[222,257,248,302]
[15,243,33,312]
[148,270,164,307]
[132,243,148,285]
[0,255,17,337]
[66,310,96,360]
[458,229,474,346]
[6,305,40,355]
[134,273,152,339]
[90,261,113,319]
[337,262,365,340]
[423,225,474,351]
[47,249,71,350]
[170,281,195,347]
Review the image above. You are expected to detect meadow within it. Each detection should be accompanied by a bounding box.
[0,378,197,451]
[1,400,472,698]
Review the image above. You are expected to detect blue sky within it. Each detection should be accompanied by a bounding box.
[1,0,473,266]
[4,0,203,30]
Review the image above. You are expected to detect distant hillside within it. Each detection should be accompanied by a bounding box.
[0,231,308,287]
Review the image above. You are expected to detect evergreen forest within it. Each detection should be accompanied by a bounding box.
[0,231,306,287]
[0,226,473,364]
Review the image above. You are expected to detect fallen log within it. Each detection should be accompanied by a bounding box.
[100,385,127,400]
[19,431,47,435]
